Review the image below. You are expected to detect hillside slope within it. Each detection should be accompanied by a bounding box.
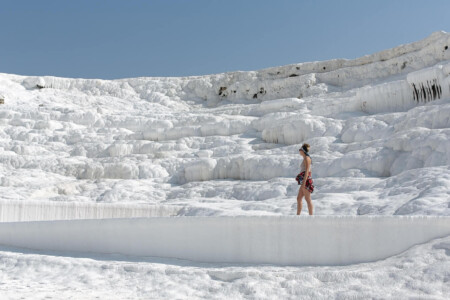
[1,32,450,218]
[1,31,450,300]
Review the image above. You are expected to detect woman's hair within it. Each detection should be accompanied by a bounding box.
[301,143,310,153]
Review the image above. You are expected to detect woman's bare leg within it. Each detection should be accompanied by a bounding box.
[304,190,313,215]
[297,189,304,215]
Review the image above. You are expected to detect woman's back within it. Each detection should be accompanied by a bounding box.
[301,156,312,173]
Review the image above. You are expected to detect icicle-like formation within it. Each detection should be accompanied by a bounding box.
[0,216,448,266]
[0,200,180,222]
[407,65,447,103]
[357,62,450,114]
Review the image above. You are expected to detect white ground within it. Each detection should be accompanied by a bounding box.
[1,236,449,299]
[0,31,450,299]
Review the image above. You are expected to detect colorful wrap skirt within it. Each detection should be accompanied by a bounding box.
[296,171,314,193]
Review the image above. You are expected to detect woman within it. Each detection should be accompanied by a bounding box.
[296,143,314,215]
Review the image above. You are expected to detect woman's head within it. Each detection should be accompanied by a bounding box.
[299,143,310,156]
[301,144,310,153]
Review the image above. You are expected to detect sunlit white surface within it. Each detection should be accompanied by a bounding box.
[0,31,450,299]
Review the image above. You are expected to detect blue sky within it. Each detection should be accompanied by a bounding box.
[1,0,449,79]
